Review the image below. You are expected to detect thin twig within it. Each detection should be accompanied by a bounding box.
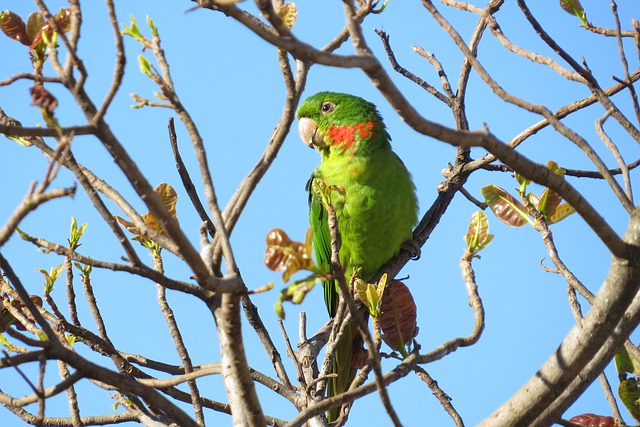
[154,253,205,426]
[414,366,464,427]
[375,29,450,105]
[168,118,216,238]
[242,294,294,391]
[611,1,640,127]
[93,0,125,123]
[58,360,83,426]
[595,111,633,204]
[0,186,76,248]
[279,319,308,390]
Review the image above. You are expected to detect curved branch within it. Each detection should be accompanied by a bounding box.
[93,0,126,122]
[478,213,640,426]
[212,293,267,426]
[0,124,97,137]
[196,1,376,69]
[286,354,419,427]
[345,0,628,259]
[17,232,206,296]
[517,0,640,145]
[0,186,76,248]
[466,68,640,171]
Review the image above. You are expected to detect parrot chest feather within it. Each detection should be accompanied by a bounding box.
[316,149,417,281]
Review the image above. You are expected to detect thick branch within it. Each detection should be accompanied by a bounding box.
[212,293,266,426]
[478,212,640,427]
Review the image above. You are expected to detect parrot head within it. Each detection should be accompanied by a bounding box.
[296,92,390,156]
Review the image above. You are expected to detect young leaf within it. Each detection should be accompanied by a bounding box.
[29,7,72,54]
[536,161,566,218]
[481,185,533,227]
[121,15,143,41]
[537,187,563,219]
[37,265,63,294]
[156,183,178,219]
[277,3,297,30]
[619,377,640,423]
[615,346,640,376]
[73,262,92,278]
[464,211,494,255]
[65,333,76,346]
[559,0,589,27]
[146,15,158,37]
[29,85,58,117]
[274,274,323,319]
[546,203,575,224]
[546,160,565,176]
[68,217,88,250]
[514,172,531,195]
[559,0,583,14]
[310,177,345,209]
[616,346,640,422]
[374,0,390,13]
[264,228,314,282]
[53,8,72,33]
[0,11,29,45]
[0,333,13,350]
[141,183,178,233]
[25,12,44,44]
[114,215,138,235]
[380,280,417,358]
[355,273,387,318]
[138,55,154,78]
[4,295,44,333]
[115,183,178,249]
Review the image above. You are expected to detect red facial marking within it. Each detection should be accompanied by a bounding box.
[326,121,376,151]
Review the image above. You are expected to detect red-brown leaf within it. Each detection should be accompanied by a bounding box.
[264,228,313,282]
[25,12,44,43]
[30,85,58,116]
[568,413,615,427]
[481,185,530,227]
[265,228,293,271]
[0,11,30,46]
[380,280,417,354]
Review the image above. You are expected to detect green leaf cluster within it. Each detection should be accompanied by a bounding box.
[121,15,163,97]
[355,273,387,318]
[615,347,640,422]
[37,264,63,295]
[0,8,71,71]
[68,217,87,250]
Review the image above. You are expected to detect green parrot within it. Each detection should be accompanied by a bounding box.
[297,92,419,421]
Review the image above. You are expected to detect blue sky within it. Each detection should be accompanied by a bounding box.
[1,1,638,426]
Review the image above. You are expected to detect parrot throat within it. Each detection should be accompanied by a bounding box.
[325,121,378,154]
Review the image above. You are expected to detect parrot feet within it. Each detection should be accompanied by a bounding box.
[401,239,421,260]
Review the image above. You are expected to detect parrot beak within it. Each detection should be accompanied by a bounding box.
[298,117,326,149]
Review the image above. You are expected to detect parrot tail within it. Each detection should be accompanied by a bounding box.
[326,321,367,422]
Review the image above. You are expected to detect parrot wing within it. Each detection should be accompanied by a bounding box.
[307,174,357,422]
[307,174,337,316]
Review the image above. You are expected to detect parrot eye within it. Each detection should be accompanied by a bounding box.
[320,102,336,114]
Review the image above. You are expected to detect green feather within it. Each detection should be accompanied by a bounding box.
[298,92,419,421]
